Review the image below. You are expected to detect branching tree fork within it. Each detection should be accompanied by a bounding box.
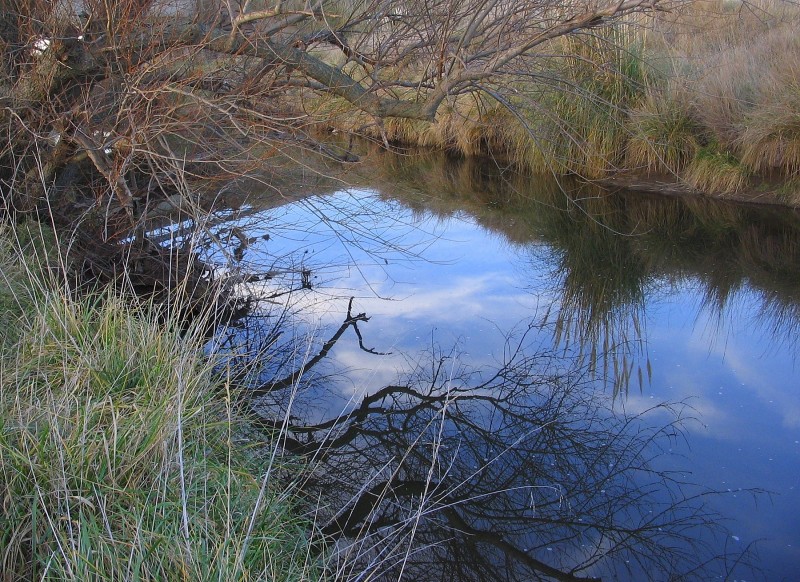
[1,0,668,230]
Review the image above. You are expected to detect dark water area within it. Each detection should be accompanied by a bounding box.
[187,152,800,581]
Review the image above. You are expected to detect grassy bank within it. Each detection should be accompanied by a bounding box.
[309,0,800,204]
[0,224,318,581]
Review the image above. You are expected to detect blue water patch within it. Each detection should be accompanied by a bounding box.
[203,180,800,580]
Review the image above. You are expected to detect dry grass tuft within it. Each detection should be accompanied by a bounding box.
[738,66,800,177]
[684,146,750,194]
[690,26,800,153]
[626,84,700,174]
[0,225,318,581]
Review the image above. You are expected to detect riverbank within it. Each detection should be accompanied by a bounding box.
[0,224,319,580]
[306,1,800,207]
[3,146,794,580]
[598,172,800,208]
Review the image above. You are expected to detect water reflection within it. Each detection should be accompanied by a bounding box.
[364,151,800,392]
[194,150,800,580]
[221,311,759,581]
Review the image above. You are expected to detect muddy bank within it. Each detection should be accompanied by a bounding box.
[598,173,799,208]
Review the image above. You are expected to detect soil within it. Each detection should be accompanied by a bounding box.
[598,173,799,208]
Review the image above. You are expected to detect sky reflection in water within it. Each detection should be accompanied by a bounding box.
[205,179,800,580]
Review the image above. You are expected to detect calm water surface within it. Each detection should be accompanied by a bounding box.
[196,154,800,580]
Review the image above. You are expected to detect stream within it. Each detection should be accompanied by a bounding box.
[165,151,799,581]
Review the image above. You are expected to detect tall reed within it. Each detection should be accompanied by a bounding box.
[310,1,800,199]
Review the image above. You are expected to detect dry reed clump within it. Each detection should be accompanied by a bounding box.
[739,85,800,178]
[687,51,758,150]
[735,29,800,177]
[526,29,650,178]
[0,228,318,581]
[308,1,800,197]
[690,26,795,146]
[686,21,800,178]
[448,28,655,178]
[625,84,700,174]
[684,145,750,194]
[426,94,520,156]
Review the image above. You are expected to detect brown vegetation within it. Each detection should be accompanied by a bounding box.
[0,0,672,299]
[0,0,666,214]
[318,1,800,204]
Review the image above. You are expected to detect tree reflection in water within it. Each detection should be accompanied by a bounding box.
[214,302,760,582]
[366,151,800,396]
